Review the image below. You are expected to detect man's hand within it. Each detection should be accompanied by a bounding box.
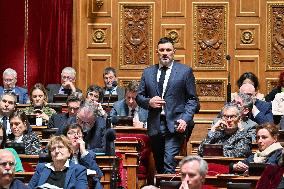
[133,118,144,128]
[233,161,249,172]
[77,137,87,154]
[62,81,76,92]
[175,119,187,133]
[179,180,189,189]
[211,119,227,132]
[149,96,166,108]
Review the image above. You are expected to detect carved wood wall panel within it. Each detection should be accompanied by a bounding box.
[267,3,284,70]
[119,3,154,70]
[266,78,278,95]
[193,3,228,70]
[196,79,226,102]
[118,77,141,87]
[87,24,112,48]
[174,55,186,65]
[235,24,260,50]
[161,0,185,17]
[88,0,112,17]
[234,56,259,83]
[236,0,260,17]
[161,24,186,49]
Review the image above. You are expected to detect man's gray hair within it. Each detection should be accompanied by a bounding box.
[237,92,253,111]
[220,102,241,118]
[61,67,76,77]
[0,92,17,104]
[3,68,17,78]
[78,101,98,118]
[179,155,208,177]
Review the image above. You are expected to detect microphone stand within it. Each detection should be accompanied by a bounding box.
[226,55,231,102]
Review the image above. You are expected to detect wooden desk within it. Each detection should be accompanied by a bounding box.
[155,174,260,189]
[114,126,147,135]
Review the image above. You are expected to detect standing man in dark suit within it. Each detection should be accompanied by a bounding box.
[46,67,82,103]
[110,80,148,127]
[136,37,199,173]
[0,68,29,104]
[103,67,125,101]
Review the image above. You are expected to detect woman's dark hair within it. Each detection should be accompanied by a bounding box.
[0,123,7,149]
[256,123,279,139]
[29,83,48,105]
[86,84,104,102]
[62,123,83,136]
[237,72,259,90]
[277,70,284,88]
[9,110,30,136]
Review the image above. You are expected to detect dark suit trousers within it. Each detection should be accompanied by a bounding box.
[149,116,184,174]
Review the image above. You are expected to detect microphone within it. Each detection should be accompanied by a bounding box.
[226,55,231,102]
[112,80,117,88]
[105,129,116,156]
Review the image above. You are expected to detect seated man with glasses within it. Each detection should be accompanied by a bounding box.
[178,155,208,189]
[46,67,82,103]
[49,94,82,133]
[0,149,28,189]
[0,68,29,104]
[198,103,252,157]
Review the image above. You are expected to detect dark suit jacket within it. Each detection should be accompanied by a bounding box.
[84,117,106,153]
[110,99,148,123]
[0,86,29,104]
[136,62,198,136]
[251,99,273,124]
[48,113,77,135]
[46,84,82,103]
[28,161,88,189]
[104,86,125,101]
[9,179,29,189]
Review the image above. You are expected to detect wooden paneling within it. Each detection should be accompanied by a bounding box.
[235,24,260,50]
[88,0,112,17]
[236,0,260,17]
[161,0,186,17]
[234,56,259,81]
[161,24,186,49]
[87,23,112,48]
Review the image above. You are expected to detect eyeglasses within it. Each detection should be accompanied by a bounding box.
[0,161,15,168]
[61,75,74,81]
[222,115,238,120]
[67,131,83,137]
[3,79,15,83]
[68,106,80,111]
[76,116,93,126]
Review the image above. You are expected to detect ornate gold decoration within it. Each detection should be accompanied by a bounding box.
[196,79,226,101]
[267,3,284,70]
[266,78,278,94]
[96,0,104,9]
[119,4,153,69]
[241,30,254,44]
[167,30,179,43]
[92,29,106,43]
[193,3,227,70]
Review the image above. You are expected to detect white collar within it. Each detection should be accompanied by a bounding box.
[45,159,70,171]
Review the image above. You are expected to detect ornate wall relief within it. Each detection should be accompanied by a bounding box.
[88,0,112,17]
[266,78,278,94]
[196,79,226,101]
[267,3,284,70]
[87,24,112,48]
[193,3,228,70]
[161,24,186,49]
[119,3,154,70]
[118,78,141,87]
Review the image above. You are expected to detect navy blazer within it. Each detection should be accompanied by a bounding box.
[0,86,28,104]
[136,62,198,136]
[110,99,148,123]
[250,99,273,124]
[9,179,29,189]
[46,84,82,103]
[28,161,88,189]
[48,113,77,135]
[104,86,125,101]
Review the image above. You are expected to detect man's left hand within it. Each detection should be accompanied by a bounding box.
[176,119,187,133]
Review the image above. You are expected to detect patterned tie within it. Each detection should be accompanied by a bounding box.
[158,66,168,97]
[2,116,7,130]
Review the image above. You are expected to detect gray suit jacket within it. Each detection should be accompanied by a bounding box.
[136,62,198,136]
[110,99,148,123]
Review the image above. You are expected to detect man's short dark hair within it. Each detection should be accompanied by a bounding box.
[157,37,174,46]
[0,92,17,105]
[103,67,116,77]
[125,80,139,94]
[66,93,83,106]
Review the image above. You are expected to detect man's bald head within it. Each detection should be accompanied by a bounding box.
[0,149,16,187]
[239,83,256,96]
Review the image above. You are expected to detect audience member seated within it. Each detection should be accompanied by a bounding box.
[0,92,16,136]
[178,155,208,189]
[265,70,284,102]
[198,103,252,157]
[7,110,41,155]
[28,135,88,189]
[103,67,125,101]
[231,123,282,174]
[63,123,103,189]
[0,68,29,104]
[0,124,23,172]
[239,83,273,124]
[110,80,148,128]
[46,67,82,103]
[86,84,107,118]
[48,94,82,133]
[232,72,264,101]
[23,83,56,125]
[0,149,28,189]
